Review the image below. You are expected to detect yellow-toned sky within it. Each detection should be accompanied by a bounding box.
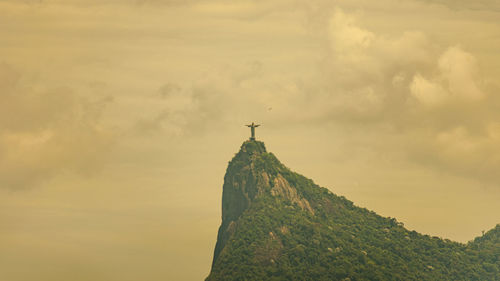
[1,0,500,280]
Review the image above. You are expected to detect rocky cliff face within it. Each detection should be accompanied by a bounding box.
[207,140,500,281]
[212,140,314,264]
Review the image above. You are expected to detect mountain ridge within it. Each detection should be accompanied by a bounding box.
[207,140,500,280]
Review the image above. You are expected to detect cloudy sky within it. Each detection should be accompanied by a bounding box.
[1,0,500,280]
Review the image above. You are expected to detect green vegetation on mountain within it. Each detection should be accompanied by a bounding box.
[207,140,500,281]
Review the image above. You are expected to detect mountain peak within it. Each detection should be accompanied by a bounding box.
[213,140,312,264]
[239,140,267,155]
[207,141,500,280]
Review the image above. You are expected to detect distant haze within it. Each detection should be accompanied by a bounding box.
[0,0,499,280]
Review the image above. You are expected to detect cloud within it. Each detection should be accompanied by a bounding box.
[314,8,490,115]
[1,0,196,5]
[438,46,484,100]
[158,83,182,99]
[416,0,500,12]
[295,8,500,184]
[410,46,485,106]
[8,0,492,188]
[410,74,449,106]
[328,9,374,53]
[124,6,500,186]
[132,60,270,137]
[411,123,500,183]
[0,62,115,189]
[300,9,433,121]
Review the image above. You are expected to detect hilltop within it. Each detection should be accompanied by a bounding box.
[207,140,500,280]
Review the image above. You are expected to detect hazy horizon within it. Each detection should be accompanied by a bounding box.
[1,0,500,280]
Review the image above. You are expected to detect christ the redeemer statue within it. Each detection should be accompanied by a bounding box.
[246,122,260,141]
